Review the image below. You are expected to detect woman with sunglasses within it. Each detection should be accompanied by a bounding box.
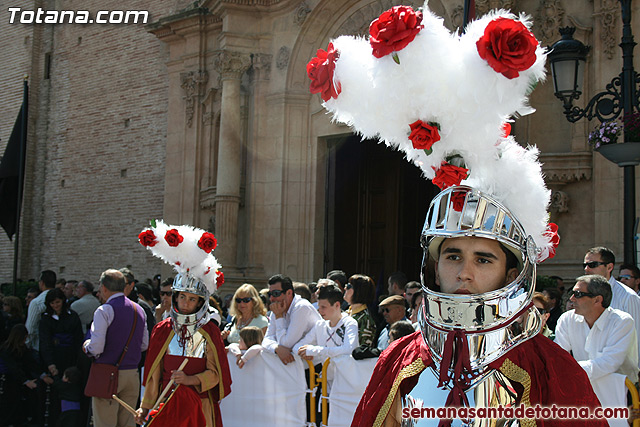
[221,284,268,344]
[344,274,377,347]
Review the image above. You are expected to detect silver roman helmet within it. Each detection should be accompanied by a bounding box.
[418,186,543,381]
[170,273,211,339]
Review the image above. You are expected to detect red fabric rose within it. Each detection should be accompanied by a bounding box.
[216,271,224,287]
[138,230,158,247]
[432,163,469,190]
[502,122,511,137]
[451,192,466,212]
[369,6,423,58]
[543,222,560,259]
[164,229,184,247]
[409,120,440,151]
[476,17,538,79]
[307,42,341,102]
[197,232,217,253]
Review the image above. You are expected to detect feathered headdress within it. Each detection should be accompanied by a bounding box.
[307,4,559,261]
[138,220,224,293]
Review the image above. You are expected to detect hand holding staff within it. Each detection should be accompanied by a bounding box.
[150,358,189,413]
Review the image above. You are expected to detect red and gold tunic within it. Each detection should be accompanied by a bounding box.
[142,319,232,427]
[351,332,606,427]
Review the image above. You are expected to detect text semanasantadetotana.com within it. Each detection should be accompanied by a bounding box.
[402,404,629,420]
[7,7,149,24]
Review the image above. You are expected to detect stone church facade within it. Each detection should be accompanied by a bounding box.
[0,0,637,292]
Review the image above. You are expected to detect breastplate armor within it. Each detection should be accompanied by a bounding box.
[167,329,207,358]
[402,368,519,427]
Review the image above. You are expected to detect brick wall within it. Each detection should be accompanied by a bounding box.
[0,1,179,285]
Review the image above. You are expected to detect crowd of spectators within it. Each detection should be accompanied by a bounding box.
[0,267,423,426]
[4,246,640,426]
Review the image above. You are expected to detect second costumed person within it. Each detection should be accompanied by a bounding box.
[135,221,231,427]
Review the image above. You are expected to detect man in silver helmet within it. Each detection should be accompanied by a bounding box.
[352,187,606,427]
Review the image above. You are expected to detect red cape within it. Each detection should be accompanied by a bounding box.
[352,332,606,427]
[144,318,232,426]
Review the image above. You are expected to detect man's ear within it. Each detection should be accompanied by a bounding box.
[506,267,518,283]
[606,263,614,276]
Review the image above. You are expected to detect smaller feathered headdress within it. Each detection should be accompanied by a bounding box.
[138,220,224,293]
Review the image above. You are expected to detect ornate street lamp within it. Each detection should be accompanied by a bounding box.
[548,0,640,265]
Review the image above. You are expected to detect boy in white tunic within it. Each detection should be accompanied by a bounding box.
[294,284,359,361]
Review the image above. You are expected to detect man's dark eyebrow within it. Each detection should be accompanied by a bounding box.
[474,251,499,260]
[441,247,461,254]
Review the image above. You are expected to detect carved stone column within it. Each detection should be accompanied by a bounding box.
[213,50,251,266]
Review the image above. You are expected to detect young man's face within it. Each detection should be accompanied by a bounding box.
[435,236,518,295]
[317,299,340,320]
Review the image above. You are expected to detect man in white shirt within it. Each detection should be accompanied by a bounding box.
[583,246,640,366]
[555,274,638,423]
[618,264,640,294]
[25,270,56,350]
[295,284,358,360]
[262,274,321,364]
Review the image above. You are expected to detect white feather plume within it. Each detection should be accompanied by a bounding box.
[316,3,555,256]
[139,220,223,292]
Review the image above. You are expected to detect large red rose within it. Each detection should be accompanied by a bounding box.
[432,163,469,190]
[138,230,158,247]
[409,120,440,151]
[197,232,217,253]
[164,229,184,247]
[307,42,341,102]
[451,192,466,212]
[369,6,423,58]
[476,17,538,79]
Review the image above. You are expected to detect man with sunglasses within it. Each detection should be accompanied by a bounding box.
[154,279,173,323]
[262,274,321,365]
[583,247,640,367]
[376,295,408,350]
[555,275,638,422]
[619,264,640,294]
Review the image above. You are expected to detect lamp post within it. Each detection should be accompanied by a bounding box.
[548,0,640,266]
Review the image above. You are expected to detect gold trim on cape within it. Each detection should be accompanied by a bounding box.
[498,358,534,427]
[373,358,426,427]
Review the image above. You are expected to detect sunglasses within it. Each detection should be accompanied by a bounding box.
[345,283,353,290]
[569,290,596,299]
[160,291,172,296]
[235,297,252,304]
[381,307,390,314]
[268,290,285,298]
[618,274,636,280]
[583,261,607,269]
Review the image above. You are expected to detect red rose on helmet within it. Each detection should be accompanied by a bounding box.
[451,192,466,212]
[369,6,423,58]
[432,163,469,190]
[544,222,560,257]
[164,229,184,247]
[409,120,440,151]
[216,271,225,287]
[197,232,217,253]
[476,17,538,79]
[307,42,341,102]
[139,230,158,247]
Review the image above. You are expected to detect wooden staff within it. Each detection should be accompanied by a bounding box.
[149,358,189,413]
[111,394,137,417]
